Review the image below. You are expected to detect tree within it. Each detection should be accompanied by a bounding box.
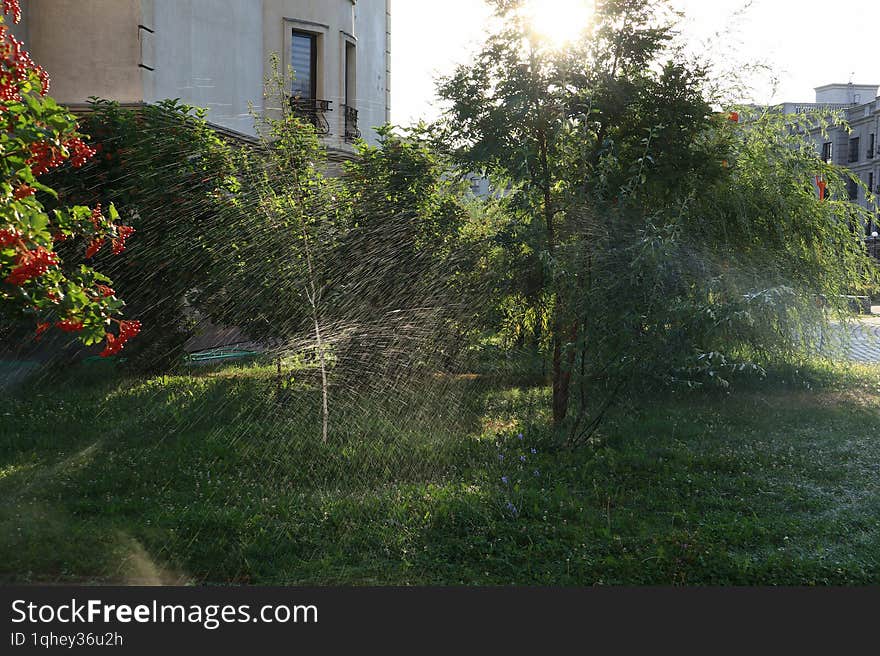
[0,0,139,356]
[437,0,878,440]
[195,60,338,441]
[437,0,717,427]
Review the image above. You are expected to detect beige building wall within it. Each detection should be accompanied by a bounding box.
[20,0,144,105]
[12,0,389,151]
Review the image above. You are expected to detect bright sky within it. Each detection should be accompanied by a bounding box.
[390,0,880,125]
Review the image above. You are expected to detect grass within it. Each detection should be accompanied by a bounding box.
[1,359,880,585]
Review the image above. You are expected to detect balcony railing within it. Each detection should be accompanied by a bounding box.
[342,104,361,143]
[289,97,333,136]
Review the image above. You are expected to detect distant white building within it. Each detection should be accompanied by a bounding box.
[12,0,391,157]
[466,173,492,197]
[779,83,880,236]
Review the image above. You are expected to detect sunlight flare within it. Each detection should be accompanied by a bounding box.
[522,0,594,45]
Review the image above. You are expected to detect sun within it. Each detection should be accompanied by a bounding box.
[523,0,594,45]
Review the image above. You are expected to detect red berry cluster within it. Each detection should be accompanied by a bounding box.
[85,237,105,259]
[56,318,84,333]
[112,224,135,255]
[83,206,134,257]
[34,321,49,340]
[27,141,65,175]
[4,245,58,285]
[67,137,96,168]
[0,26,48,102]
[90,203,104,227]
[0,226,20,247]
[3,0,21,25]
[13,183,35,199]
[24,137,94,176]
[100,320,141,357]
[95,284,115,298]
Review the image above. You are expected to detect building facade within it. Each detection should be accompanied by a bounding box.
[780,83,880,236]
[11,0,391,156]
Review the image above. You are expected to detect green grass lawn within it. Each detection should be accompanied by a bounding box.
[2,360,880,585]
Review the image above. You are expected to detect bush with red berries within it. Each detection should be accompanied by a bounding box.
[0,0,139,356]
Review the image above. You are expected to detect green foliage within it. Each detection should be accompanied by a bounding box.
[437,0,726,427]
[45,98,239,370]
[437,0,879,435]
[576,108,880,395]
[333,126,473,330]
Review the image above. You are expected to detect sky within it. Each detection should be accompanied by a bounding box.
[390,0,880,126]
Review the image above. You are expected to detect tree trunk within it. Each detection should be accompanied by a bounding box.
[301,227,329,444]
[552,317,579,425]
[312,310,329,444]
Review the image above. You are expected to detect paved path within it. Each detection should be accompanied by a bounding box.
[821,314,880,364]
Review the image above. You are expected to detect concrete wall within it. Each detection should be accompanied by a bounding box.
[143,0,264,136]
[815,84,879,105]
[792,87,880,232]
[354,0,391,145]
[20,0,144,105]
[842,100,880,214]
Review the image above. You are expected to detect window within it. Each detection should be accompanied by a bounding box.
[847,178,859,201]
[344,41,356,109]
[288,28,331,135]
[869,133,876,159]
[821,141,833,163]
[848,137,860,163]
[868,173,876,238]
[342,41,360,142]
[291,30,317,100]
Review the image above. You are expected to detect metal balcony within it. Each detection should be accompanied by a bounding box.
[342,104,361,143]
[289,97,333,136]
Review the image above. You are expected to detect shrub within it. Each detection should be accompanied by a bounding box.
[0,1,139,356]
